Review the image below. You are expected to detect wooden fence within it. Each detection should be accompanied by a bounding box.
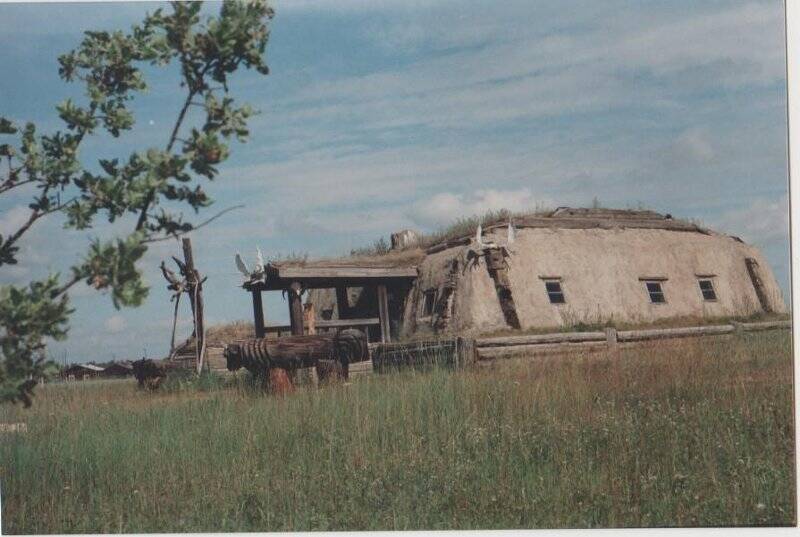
[370,337,476,372]
[178,319,790,377]
[475,320,792,360]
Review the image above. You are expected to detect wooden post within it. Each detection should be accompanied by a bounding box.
[182,238,205,373]
[289,281,305,336]
[605,327,619,358]
[336,286,350,319]
[377,284,391,343]
[252,290,265,338]
[304,303,316,335]
[455,336,476,367]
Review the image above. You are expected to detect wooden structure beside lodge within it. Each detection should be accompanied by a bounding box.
[243,264,417,343]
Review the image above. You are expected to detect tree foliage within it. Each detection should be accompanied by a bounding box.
[0,1,274,406]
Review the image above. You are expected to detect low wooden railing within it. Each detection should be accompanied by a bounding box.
[264,318,381,338]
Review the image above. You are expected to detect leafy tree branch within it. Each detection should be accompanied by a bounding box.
[0,0,274,406]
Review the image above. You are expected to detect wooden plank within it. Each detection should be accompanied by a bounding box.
[252,290,265,338]
[377,284,391,343]
[319,318,380,328]
[477,331,607,347]
[277,266,418,280]
[288,281,305,336]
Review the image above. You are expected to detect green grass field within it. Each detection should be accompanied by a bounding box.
[0,331,795,532]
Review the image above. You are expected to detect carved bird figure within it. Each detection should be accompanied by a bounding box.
[235,252,250,278]
[254,247,265,275]
[159,261,182,291]
[507,221,516,245]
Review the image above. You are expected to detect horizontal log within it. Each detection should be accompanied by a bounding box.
[737,320,792,331]
[224,329,370,375]
[276,266,418,279]
[477,341,609,360]
[264,318,380,334]
[318,318,380,328]
[477,331,607,347]
[617,324,734,342]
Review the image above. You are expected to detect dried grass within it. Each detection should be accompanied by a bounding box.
[1,332,794,532]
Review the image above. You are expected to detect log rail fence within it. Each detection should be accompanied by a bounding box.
[473,320,791,360]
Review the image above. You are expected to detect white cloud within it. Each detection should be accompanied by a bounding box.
[669,128,716,165]
[270,1,784,137]
[104,315,126,334]
[714,194,789,246]
[409,188,550,228]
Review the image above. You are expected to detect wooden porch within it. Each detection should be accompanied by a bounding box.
[243,264,418,343]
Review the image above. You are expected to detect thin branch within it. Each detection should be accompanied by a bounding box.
[0,196,78,266]
[0,177,36,195]
[50,272,82,299]
[140,204,245,244]
[135,88,197,231]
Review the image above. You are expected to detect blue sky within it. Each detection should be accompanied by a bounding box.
[0,0,790,363]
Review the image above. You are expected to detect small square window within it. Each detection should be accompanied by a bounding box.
[645,281,666,304]
[421,289,437,317]
[544,281,566,304]
[698,279,717,301]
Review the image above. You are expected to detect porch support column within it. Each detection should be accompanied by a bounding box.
[289,281,305,336]
[377,284,391,343]
[252,289,265,338]
[336,286,350,319]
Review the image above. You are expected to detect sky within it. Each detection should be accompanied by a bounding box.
[0,0,791,364]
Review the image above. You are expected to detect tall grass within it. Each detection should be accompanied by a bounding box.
[0,332,794,532]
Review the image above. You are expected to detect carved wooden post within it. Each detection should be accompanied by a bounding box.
[252,289,265,338]
[289,281,305,336]
[377,284,391,343]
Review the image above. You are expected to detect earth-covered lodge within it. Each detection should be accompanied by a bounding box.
[240,207,785,342]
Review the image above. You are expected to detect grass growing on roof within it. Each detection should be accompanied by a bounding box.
[1,331,794,532]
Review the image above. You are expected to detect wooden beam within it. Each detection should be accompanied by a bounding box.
[276,266,418,280]
[252,290,265,338]
[288,281,304,336]
[245,275,417,293]
[264,318,380,333]
[377,284,391,343]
